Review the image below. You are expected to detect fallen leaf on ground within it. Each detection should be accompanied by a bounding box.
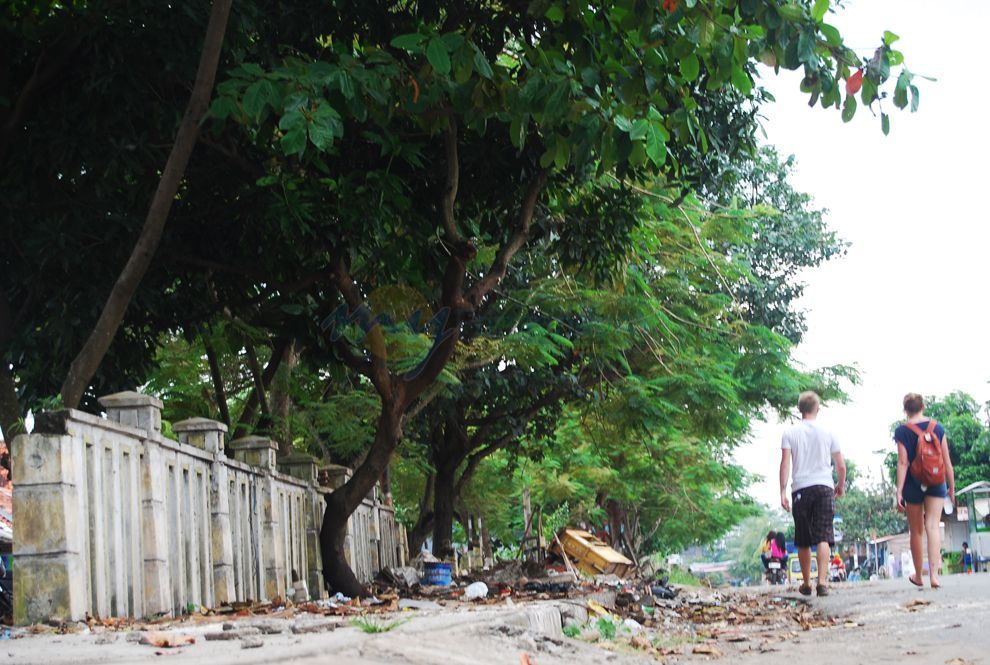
[692,644,724,658]
[630,635,652,650]
[946,659,973,665]
[903,599,932,611]
[140,632,196,648]
[587,600,610,617]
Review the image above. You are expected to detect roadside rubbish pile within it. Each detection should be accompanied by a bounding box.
[11,529,844,660]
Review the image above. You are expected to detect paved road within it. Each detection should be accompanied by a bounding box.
[736,574,990,665]
[4,574,989,664]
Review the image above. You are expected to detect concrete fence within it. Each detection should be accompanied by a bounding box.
[12,391,406,624]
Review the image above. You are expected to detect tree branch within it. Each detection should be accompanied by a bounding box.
[232,336,289,439]
[204,338,231,426]
[331,256,393,399]
[465,169,548,308]
[59,0,234,408]
[441,118,462,242]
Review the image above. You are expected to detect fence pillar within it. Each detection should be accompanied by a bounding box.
[280,452,325,600]
[174,417,234,606]
[12,429,87,623]
[99,391,163,436]
[230,436,283,600]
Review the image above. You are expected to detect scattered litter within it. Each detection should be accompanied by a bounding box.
[692,644,724,658]
[139,632,196,648]
[464,582,489,600]
[903,599,932,611]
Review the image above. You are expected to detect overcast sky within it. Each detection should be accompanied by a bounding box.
[737,0,990,506]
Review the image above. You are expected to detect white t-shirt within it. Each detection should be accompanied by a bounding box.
[781,419,840,492]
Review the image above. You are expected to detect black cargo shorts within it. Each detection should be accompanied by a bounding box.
[792,484,835,548]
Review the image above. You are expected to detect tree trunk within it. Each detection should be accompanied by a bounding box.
[480,515,493,566]
[407,473,435,554]
[0,361,22,443]
[431,461,458,560]
[319,397,404,596]
[0,296,24,441]
[204,339,231,426]
[271,339,298,456]
[59,0,233,409]
[319,491,365,598]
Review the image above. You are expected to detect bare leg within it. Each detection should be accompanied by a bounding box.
[816,542,831,586]
[923,495,943,587]
[798,547,812,587]
[906,502,924,584]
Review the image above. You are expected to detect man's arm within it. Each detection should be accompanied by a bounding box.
[779,448,792,512]
[832,451,846,498]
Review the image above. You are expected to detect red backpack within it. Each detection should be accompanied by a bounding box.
[904,420,946,487]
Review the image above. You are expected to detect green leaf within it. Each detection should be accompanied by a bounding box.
[680,54,700,82]
[242,79,277,119]
[209,96,238,120]
[545,4,565,22]
[731,66,753,95]
[630,118,649,141]
[909,84,920,112]
[426,38,451,75]
[390,33,424,52]
[778,3,804,21]
[278,109,305,132]
[812,0,829,22]
[820,23,841,47]
[471,44,493,79]
[281,127,307,155]
[881,113,890,136]
[883,30,900,46]
[841,94,857,123]
[645,120,668,167]
[255,174,278,187]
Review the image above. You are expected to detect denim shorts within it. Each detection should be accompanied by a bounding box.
[902,474,947,504]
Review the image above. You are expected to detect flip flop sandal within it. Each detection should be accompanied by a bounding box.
[909,575,924,588]
[799,584,812,596]
[816,584,829,597]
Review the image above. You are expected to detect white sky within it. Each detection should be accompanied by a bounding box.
[737,0,990,505]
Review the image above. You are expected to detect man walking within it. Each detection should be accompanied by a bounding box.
[779,391,846,596]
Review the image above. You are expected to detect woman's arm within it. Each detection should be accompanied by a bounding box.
[942,434,956,504]
[896,442,909,511]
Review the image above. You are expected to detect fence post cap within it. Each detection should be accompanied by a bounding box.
[97,391,163,410]
[172,417,228,434]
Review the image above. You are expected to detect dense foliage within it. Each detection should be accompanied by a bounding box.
[2,0,921,593]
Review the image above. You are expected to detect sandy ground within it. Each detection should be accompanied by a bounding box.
[3,574,988,664]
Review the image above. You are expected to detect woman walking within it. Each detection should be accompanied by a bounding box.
[894,393,955,589]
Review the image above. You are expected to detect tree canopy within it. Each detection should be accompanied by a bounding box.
[2,0,923,594]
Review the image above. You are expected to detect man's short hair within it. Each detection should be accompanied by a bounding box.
[798,391,820,415]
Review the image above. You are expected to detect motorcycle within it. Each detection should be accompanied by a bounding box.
[765,557,787,585]
[829,563,846,583]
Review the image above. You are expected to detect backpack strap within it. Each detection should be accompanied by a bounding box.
[903,421,926,438]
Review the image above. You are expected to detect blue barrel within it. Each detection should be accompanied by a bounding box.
[422,562,452,586]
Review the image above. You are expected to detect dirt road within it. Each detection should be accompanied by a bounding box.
[4,575,988,664]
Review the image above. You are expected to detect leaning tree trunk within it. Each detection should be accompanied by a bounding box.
[319,399,404,597]
[59,0,233,409]
[0,361,22,443]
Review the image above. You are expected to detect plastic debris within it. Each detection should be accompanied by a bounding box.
[464,581,489,600]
